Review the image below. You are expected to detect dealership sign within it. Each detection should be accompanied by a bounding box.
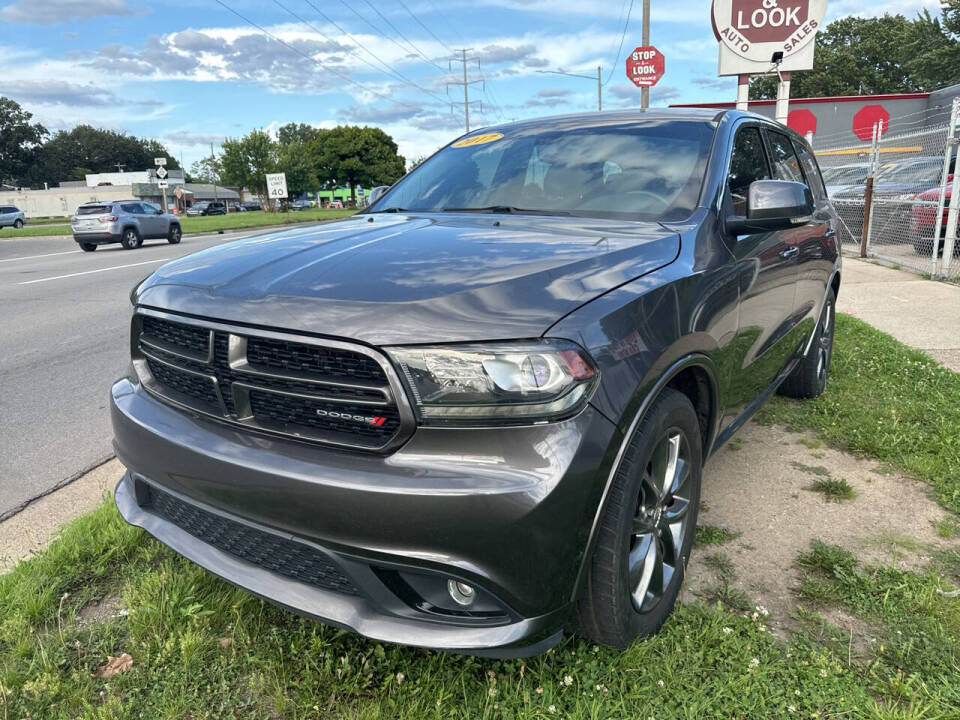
[712,0,827,75]
[626,46,665,88]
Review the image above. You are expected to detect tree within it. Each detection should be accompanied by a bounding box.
[0,97,47,186]
[220,129,278,206]
[750,10,960,100]
[189,155,222,185]
[25,125,178,187]
[277,122,323,146]
[408,155,428,172]
[312,126,405,204]
[278,141,317,199]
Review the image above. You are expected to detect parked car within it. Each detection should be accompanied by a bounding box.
[0,205,26,229]
[186,200,227,216]
[822,163,868,197]
[289,199,312,211]
[832,157,947,242]
[239,201,263,212]
[113,110,840,657]
[71,200,181,251]
[328,199,344,209]
[909,183,960,257]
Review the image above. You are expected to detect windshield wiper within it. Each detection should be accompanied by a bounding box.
[441,205,570,216]
[374,207,407,213]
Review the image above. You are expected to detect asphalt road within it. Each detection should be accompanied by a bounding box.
[0,227,283,517]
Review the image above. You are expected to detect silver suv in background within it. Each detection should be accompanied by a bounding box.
[0,206,26,229]
[71,201,182,251]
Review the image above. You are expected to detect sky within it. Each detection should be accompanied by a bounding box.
[0,0,945,172]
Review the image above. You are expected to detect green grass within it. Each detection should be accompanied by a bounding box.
[936,516,960,539]
[790,461,831,478]
[694,524,742,546]
[808,477,857,502]
[757,313,960,514]
[5,502,960,718]
[0,209,355,239]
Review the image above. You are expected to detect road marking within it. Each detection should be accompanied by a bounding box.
[0,249,79,264]
[17,258,171,285]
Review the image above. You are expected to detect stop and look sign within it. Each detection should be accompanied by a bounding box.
[626,46,664,88]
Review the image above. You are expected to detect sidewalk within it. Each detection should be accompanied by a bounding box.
[838,257,960,372]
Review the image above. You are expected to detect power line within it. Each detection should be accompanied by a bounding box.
[396,0,454,53]
[357,0,447,72]
[277,0,448,103]
[331,0,441,73]
[604,0,635,86]
[423,0,467,44]
[449,48,484,132]
[212,0,415,106]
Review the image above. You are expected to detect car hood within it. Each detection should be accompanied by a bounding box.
[135,213,680,345]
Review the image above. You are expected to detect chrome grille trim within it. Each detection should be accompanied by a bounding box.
[131,308,414,452]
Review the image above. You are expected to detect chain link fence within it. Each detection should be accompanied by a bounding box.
[815,100,960,284]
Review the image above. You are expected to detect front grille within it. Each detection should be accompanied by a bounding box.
[145,484,360,596]
[134,313,407,450]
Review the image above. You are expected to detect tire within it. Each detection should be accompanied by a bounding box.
[778,288,836,399]
[120,227,141,250]
[575,388,702,648]
[79,242,97,252]
[167,224,182,244]
[13,219,23,229]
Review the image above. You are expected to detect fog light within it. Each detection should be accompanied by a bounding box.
[447,579,476,606]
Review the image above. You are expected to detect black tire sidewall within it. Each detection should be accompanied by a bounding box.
[585,389,703,645]
[168,226,181,244]
[13,219,23,228]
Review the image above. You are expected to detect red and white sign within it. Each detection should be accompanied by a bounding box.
[626,46,665,88]
[711,0,827,75]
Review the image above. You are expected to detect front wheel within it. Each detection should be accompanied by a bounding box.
[120,228,141,249]
[575,388,702,647]
[167,225,181,244]
[778,288,836,399]
[13,219,23,229]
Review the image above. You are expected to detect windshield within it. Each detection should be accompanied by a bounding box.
[370,120,716,222]
[823,166,867,185]
[876,160,942,184]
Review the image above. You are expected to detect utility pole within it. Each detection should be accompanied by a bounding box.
[114,163,126,173]
[449,49,483,132]
[597,66,602,111]
[210,142,219,203]
[641,0,651,109]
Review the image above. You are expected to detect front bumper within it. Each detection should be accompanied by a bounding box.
[111,376,619,655]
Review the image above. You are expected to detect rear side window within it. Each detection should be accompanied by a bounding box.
[120,203,141,214]
[792,140,828,204]
[766,131,804,183]
[77,205,110,216]
[727,126,771,216]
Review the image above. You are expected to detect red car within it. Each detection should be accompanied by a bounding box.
[910,182,957,256]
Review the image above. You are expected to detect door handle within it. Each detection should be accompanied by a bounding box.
[779,246,799,259]
[824,229,837,239]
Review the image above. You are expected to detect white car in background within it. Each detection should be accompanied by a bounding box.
[822,163,869,197]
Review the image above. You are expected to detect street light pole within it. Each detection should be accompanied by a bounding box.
[536,68,603,112]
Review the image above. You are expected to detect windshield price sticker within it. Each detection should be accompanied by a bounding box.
[452,132,504,148]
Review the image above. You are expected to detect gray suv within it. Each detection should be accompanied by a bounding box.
[0,205,25,229]
[71,200,182,251]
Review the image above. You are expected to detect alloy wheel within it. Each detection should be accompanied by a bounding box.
[816,301,833,383]
[629,429,692,613]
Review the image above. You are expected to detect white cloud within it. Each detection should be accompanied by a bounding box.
[0,0,132,25]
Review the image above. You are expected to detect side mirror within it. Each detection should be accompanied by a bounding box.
[156,208,164,215]
[726,180,814,236]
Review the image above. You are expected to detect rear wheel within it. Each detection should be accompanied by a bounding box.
[79,242,97,252]
[575,388,702,648]
[167,224,182,244]
[778,288,836,399]
[13,219,23,229]
[120,228,141,250]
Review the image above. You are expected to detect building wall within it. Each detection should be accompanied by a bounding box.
[0,186,135,218]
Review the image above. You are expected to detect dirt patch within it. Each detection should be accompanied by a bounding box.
[686,422,959,637]
[76,594,126,627]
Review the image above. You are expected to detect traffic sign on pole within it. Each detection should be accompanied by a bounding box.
[626,46,665,88]
[266,173,288,200]
[155,166,168,179]
[157,180,169,189]
[154,157,168,166]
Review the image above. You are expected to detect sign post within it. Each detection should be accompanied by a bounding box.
[154,158,169,212]
[265,172,288,212]
[626,46,665,92]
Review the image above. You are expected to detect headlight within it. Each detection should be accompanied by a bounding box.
[386,340,598,425]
